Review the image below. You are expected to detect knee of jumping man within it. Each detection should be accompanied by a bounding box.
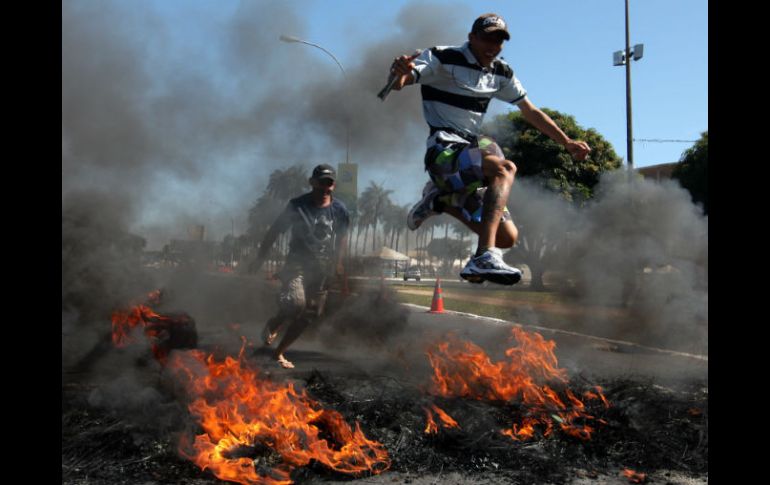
[460,156,522,285]
[483,156,516,185]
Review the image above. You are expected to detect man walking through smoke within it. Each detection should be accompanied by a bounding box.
[249,164,350,368]
[388,13,591,285]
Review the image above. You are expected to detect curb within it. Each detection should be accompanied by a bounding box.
[401,303,707,362]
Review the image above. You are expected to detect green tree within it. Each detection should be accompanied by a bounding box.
[265,165,309,201]
[502,179,577,290]
[484,109,621,290]
[485,109,622,203]
[425,236,468,273]
[381,201,409,252]
[245,165,309,256]
[672,131,708,215]
[358,182,393,252]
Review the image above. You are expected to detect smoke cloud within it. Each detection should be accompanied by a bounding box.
[568,172,708,353]
[62,0,472,249]
[62,0,706,383]
[505,173,708,355]
[62,0,470,374]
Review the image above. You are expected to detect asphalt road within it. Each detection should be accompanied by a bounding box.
[141,270,707,387]
[64,270,708,485]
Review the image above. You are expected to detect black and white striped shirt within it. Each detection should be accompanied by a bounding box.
[412,42,527,146]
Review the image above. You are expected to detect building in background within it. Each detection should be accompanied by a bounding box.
[637,162,677,181]
[187,224,206,241]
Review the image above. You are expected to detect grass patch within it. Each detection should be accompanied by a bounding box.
[390,284,566,305]
[395,292,518,321]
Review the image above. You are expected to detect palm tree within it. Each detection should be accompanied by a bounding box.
[451,218,474,255]
[359,182,393,252]
[381,202,408,251]
[392,204,410,252]
[347,210,357,257]
[357,213,372,256]
[416,215,440,269]
[266,165,309,201]
[245,165,309,262]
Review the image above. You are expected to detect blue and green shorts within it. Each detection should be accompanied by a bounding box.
[424,135,512,224]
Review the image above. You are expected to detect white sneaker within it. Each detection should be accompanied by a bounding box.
[407,181,440,230]
[460,247,522,285]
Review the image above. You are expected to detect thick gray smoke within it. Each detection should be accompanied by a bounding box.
[62,0,471,249]
[62,0,471,377]
[569,172,708,353]
[62,0,706,395]
[506,173,708,355]
[62,190,155,369]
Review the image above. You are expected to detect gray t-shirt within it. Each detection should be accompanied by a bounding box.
[274,193,350,274]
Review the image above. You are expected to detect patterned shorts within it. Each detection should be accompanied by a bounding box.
[424,135,512,224]
[276,270,328,319]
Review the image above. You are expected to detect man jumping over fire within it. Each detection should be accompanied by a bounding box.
[248,164,350,368]
[388,13,591,285]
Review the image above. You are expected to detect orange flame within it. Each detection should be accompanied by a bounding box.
[110,290,193,363]
[426,328,609,441]
[111,304,158,348]
[622,468,647,483]
[111,303,189,363]
[424,409,438,434]
[167,349,390,485]
[423,404,459,434]
[111,290,166,347]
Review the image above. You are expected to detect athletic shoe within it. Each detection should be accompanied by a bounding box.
[459,247,522,285]
[407,181,440,230]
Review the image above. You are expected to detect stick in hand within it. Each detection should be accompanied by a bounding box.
[377,49,423,101]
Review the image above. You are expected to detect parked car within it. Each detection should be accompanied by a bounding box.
[403,266,421,281]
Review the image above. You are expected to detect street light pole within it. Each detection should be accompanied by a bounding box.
[624,0,633,170]
[279,35,350,164]
[613,1,644,171]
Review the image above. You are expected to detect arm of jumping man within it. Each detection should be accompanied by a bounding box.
[390,49,432,91]
[516,98,592,160]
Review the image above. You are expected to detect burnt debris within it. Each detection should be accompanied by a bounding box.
[63,364,707,485]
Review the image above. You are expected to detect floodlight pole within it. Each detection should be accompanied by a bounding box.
[624,0,634,170]
[613,1,643,170]
[279,34,350,164]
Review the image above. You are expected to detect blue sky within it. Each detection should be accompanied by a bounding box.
[63,0,708,247]
[152,0,708,168]
[300,0,708,166]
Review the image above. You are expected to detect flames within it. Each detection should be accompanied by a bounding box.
[111,304,180,365]
[425,327,609,441]
[111,303,159,347]
[622,468,647,483]
[110,292,388,484]
[423,404,460,434]
[167,348,390,485]
[110,290,194,363]
[109,292,613,483]
[111,291,163,347]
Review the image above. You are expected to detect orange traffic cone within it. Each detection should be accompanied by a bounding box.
[428,277,445,313]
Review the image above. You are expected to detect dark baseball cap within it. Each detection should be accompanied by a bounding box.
[311,164,336,181]
[471,13,510,41]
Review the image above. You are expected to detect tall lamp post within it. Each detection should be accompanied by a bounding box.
[279,34,350,165]
[613,0,644,170]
